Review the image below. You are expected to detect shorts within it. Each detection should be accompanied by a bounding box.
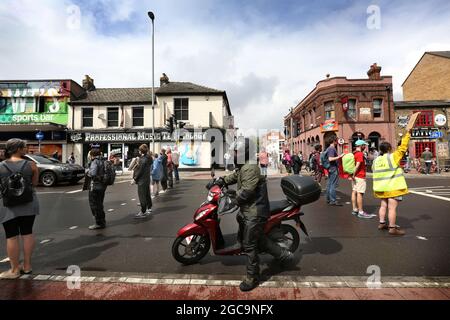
[2,215,36,239]
[352,177,367,194]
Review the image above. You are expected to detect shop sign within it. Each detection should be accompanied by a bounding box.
[411,128,440,139]
[70,130,211,143]
[0,113,68,125]
[435,114,447,127]
[360,108,371,115]
[320,120,338,132]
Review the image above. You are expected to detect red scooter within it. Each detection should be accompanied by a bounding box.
[172,173,315,265]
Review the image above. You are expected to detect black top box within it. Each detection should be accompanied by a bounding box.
[281,175,321,206]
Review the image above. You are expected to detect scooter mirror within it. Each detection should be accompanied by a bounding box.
[211,168,215,178]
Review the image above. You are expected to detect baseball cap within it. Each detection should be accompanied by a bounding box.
[355,140,369,146]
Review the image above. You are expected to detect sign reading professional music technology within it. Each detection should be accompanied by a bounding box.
[69,130,211,143]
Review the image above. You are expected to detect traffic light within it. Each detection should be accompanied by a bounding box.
[166,116,174,134]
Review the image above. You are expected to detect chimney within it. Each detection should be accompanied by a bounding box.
[367,63,382,80]
[82,75,96,91]
[160,73,170,86]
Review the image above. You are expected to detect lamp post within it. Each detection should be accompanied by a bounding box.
[148,11,155,152]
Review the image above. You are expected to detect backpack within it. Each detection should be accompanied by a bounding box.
[320,150,330,169]
[103,160,116,186]
[0,161,33,207]
[342,153,356,174]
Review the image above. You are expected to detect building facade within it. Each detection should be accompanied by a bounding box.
[261,130,285,163]
[394,51,450,167]
[284,64,395,156]
[402,52,450,101]
[0,79,85,161]
[68,74,234,170]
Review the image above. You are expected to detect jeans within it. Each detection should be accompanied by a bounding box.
[89,187,106,226]
[425,161,432,174]
[174,165,180,181]
[260,165,268,176]
[326,168,339,204]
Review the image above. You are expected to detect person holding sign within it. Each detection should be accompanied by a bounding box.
[372,112,420,236]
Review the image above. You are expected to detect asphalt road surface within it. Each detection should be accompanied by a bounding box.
[1,174,449,279]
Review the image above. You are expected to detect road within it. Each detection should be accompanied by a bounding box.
[0,173,449,280]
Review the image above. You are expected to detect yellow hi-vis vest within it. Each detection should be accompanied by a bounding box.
[372,154,408,192]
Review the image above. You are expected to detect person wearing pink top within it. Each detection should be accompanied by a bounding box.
[258,148,269,177]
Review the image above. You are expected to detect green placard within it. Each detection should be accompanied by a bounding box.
[0,113,68,125]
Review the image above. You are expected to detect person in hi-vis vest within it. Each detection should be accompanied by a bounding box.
[372,112,420,236]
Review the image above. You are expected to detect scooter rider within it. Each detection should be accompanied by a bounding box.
[214,137,294,292]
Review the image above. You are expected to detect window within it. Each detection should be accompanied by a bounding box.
[373,99,383,118]
[132,107,144,127]
[415,142,435,157]
[174,98,189,121]
[347,99,357,120]
[324,101,335,120]
[82,108,93,127]
[415,110,434,127]
[107,107,119,127]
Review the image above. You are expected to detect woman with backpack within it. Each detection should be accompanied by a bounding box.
[0,139,39,279]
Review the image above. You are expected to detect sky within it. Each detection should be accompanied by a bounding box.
[0,0,449,130]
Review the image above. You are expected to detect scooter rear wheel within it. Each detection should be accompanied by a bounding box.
[280,224,300,253]
[172,234,211,265]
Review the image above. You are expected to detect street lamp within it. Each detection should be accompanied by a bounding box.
[148,11,155,152]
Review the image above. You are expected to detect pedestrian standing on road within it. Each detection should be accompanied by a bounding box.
[325,136,344,206]
[298,151,304,172]
[0,139,39,279]
[373,113,420,236]
[421,147,434,175]
[160,148,168,193]
[133,144,153,219]
[258,148,269,177]
[151,153,163,197]
[311,145,324,183]
[291,152,302,175]
[282,150,292,174]
[351,140,374,219]
[172,146,180,183]
[87,149,107,230]
[166,147,174,189]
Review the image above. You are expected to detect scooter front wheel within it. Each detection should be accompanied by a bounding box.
[172,234,211,265]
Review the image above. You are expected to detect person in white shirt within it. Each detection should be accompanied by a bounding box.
[172,146,181,183]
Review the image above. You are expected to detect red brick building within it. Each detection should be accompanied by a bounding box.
[284,64,396,156]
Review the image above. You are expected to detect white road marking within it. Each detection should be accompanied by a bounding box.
[0,257,10,263]
[411,186,445,190]
[66,190,83,194]
[115,180,133,184]
[416,236,428,240]
[36,191,66,195]
[345,202,351,205]
[410,190,450,202]
[131,198,136,201]
[69,226,78,230]
[107,209,114,212]
[40,239,52,244]
[121,203,127,206]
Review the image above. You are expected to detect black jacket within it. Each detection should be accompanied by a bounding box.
[133,154,153,185]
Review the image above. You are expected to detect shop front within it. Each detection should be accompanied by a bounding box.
[69,129,225,170]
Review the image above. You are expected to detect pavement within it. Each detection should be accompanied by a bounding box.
[1,169,449,300]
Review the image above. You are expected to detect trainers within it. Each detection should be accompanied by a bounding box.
[134,213,147,219]
[378,222,389,230]
[145,208,153,216]
[357,212,375,219]
[0,269,21,280]
[88,224,105,230]
[352,210,359,216]
[159,190,166,194]
[389,226,405,236]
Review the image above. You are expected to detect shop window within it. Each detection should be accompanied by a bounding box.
[82,108,93,127]
[347,99,357,120]
[107,107,119,127]
[324,101,335,120]
[373,99,383,118]
[174,98,189,121]
[415,110,434,127]
[132,107,144,127]
[415,142,436,157]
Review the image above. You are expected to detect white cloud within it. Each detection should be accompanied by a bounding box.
[0,0,449,131]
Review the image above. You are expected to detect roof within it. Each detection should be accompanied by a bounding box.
[156,82,225,95]
[71,88,156,104]
[402,51,450,87]
[394,100,450,108]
